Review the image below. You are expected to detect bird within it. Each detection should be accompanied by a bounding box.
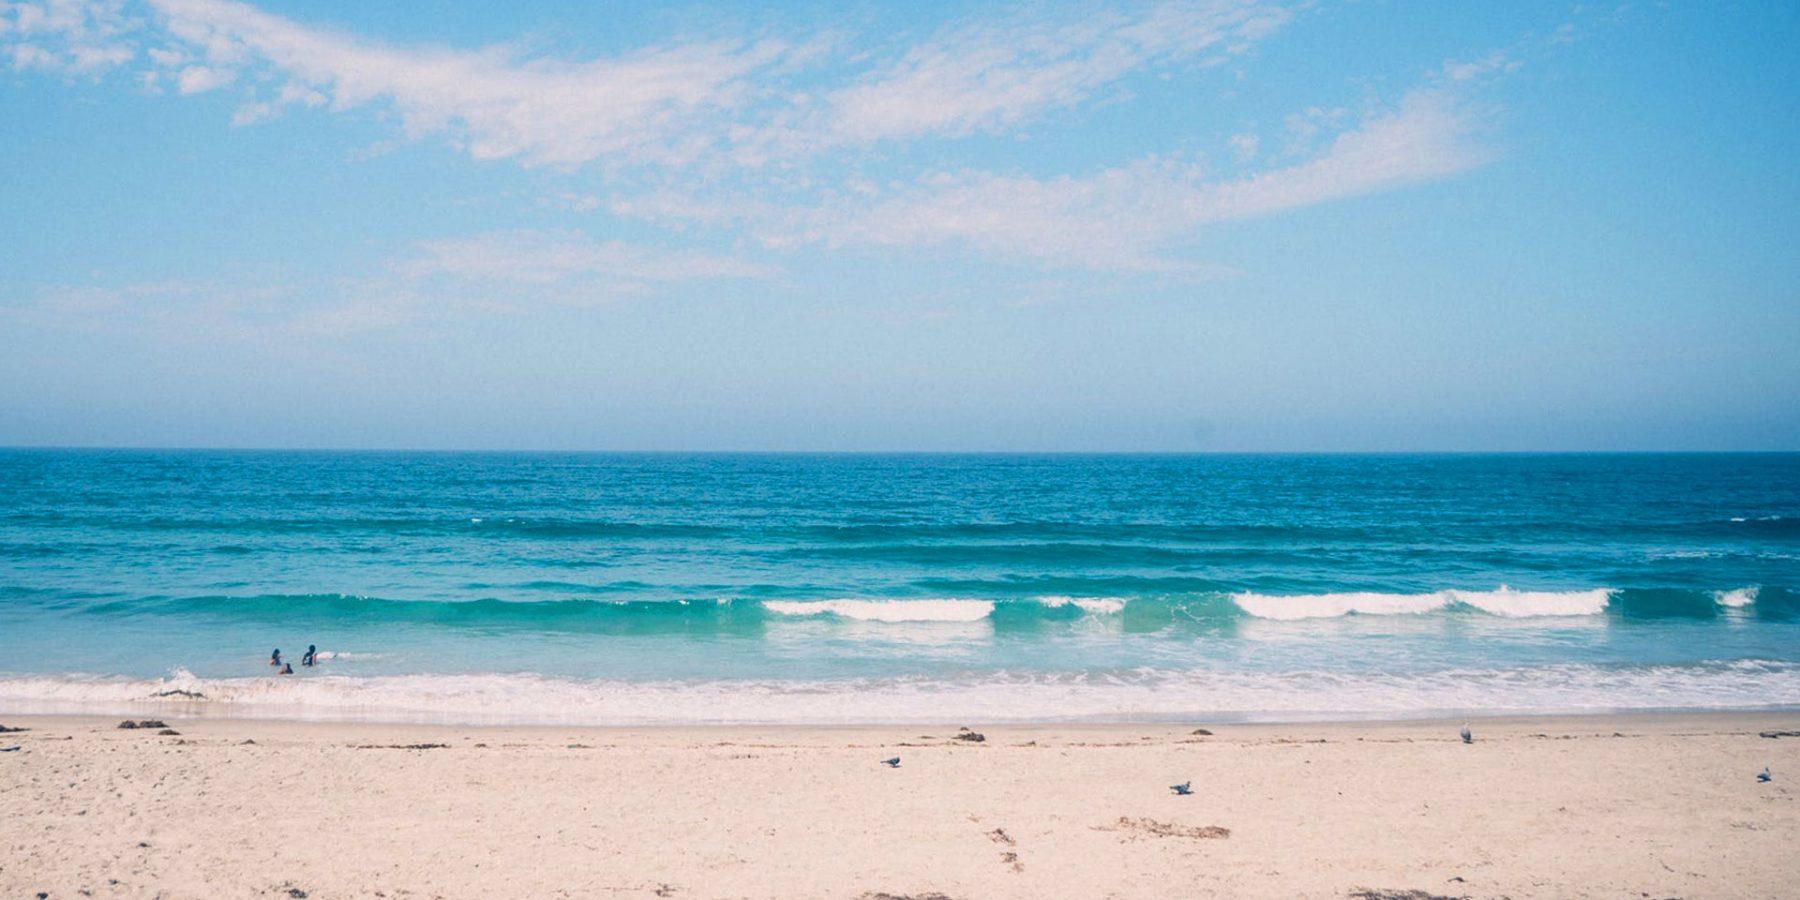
[882,757,901,768]
[1460,724,1473,744]
[1758,767,1772,783]
[1170,781,1192,795]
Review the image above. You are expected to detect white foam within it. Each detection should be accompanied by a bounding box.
[1230,591,1448,620]
[1035,596,1127,614]
[1232,587,1612,620]
[762,599,995,623]
[3,661,1798,725]
[1447,587,1613,617]
[1714,587,1760,608]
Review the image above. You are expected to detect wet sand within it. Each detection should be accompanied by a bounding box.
[2,712,1797,898]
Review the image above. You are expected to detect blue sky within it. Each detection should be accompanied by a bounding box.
[1,0,1795,451]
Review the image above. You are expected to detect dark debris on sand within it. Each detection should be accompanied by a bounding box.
[116,720,168,730]
[1348,890,1469,900]
[953,727,986,743]
[858,893,959,900]
[354,743,450,750]
[157,729,181,736]
[1759,730,1800,739]
[0,724,27,733]
[1095,817,1230,840]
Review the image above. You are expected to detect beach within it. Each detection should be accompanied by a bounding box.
[3,712,1798,899]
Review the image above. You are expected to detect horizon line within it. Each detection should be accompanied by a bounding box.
[2,444,1797,456]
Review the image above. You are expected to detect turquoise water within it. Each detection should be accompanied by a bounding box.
[1,450,1797,723]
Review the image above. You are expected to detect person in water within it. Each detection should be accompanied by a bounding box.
[269,648,281,667]
[301,645,317,667]
[279,662,293,675]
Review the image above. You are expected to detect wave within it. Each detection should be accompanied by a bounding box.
[4,661,1799,725]
[762,599,996,623]
[761,596,1131,623]
[1034,596,1128,614]
[1229,587,1613,620]
[22,586,1797,631]
[1715,587,1759,608]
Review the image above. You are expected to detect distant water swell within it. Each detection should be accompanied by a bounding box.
[4,659,1799,725]
[22,586,1795,632]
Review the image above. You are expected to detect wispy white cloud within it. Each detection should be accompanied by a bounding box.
[816,0,1292,144]
[3,0,1520,278]
[171,60,227,92]
[2,0,134,74]
[4,229,776,338]
[1440,50,1519,83]
[1228,131,1259,163]
[400,230,775,285]
[619,88,1492,271]
[5,0,1297,169]
[140,0,793,167]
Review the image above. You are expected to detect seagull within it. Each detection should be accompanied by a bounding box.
[1460,724,1473,744]
[882,757,901,768]
[1758,767,1772,783]
[1170,781,1192,795]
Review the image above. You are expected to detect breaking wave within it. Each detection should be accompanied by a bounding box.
[1229,587,1614,620]
[17,586,1797,631]
[762,599,997,623]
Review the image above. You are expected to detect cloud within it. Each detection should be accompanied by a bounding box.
[621,89,1492,271]
[7,230,775,338]
[7,0,1296,169]
[137,0,793,167]
[1228,132,1259,163]
[2,0,134,74]
[817,0,1293,144]
[172,61,228,92]
[1440,51,1519,83]
[3,1,1516,278]
[400,230,775,285]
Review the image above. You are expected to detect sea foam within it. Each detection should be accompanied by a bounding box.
[1230,587,1612,620]
[1714,587,1760,608]
[761,599,996,622]
[759,596,1127,622]
[1034,596,1128,614]
[3,660,1797,726]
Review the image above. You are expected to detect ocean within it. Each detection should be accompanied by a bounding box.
[1,450,1796,724]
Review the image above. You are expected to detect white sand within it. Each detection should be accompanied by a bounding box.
[2,712,1798,898]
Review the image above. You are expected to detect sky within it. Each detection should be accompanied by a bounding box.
[0,0,1795,452]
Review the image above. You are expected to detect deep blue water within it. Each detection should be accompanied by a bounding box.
[1,450,1796,723]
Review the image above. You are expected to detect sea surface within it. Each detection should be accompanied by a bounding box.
[1,450,1797,724]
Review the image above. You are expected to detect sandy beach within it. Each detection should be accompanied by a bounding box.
[0,712,1795,898]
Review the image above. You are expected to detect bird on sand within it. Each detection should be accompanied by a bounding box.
[1758,767,1772,783]
[1171,781,1192,795]
[1460,724,1473,744]
[882,757,901,768]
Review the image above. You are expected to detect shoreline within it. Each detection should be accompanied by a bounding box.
[6,707,1800,732]
[5,710,1798,898]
